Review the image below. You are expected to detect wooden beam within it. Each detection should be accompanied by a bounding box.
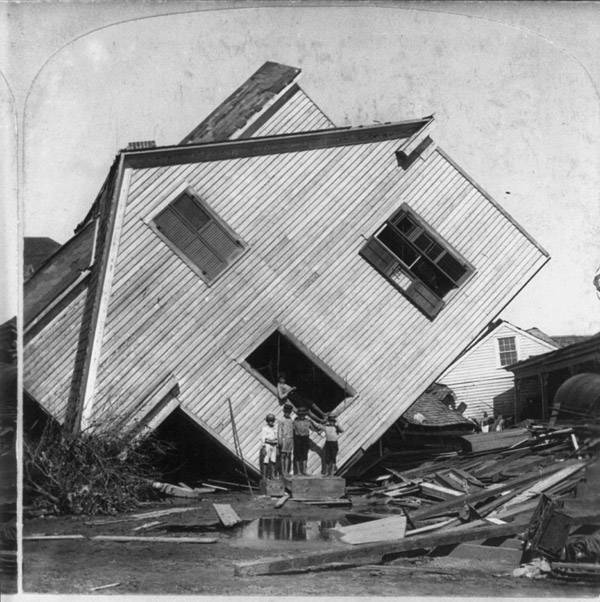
[233,517,530,576]
[409,460,580,521]
[79,163,132,432]
[124,119,432,169]
[92,535,216,544]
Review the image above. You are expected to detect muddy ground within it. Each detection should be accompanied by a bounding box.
[23,492,600,596]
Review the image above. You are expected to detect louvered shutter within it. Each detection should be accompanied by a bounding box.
[201,221,242,263]
[359,237,399,277]
[405,280,444,319]
[155,206,224,279]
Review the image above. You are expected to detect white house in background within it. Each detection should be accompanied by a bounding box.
[437,320,559,423]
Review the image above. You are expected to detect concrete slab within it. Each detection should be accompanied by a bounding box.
[284,476,346,500]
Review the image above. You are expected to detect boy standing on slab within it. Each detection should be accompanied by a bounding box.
[323,414,343,476]
[260,413,278,480]
[278,403,294,477]
[293,406,320,476]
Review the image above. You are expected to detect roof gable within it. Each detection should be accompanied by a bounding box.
[180,61,301,144]
[438,319,559,380]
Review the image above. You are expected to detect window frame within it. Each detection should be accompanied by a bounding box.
[240,325,358,400]
[360,203,475,319]
[497,335,519,368]
[144,183,248,286]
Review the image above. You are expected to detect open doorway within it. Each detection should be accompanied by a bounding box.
[244,328,353,416]
[145,408,259,485]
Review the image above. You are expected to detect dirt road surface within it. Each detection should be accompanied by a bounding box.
[22,493,600,596]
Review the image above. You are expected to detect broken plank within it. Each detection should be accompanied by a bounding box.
[274,494,290,509]
[23,534,85,541]
[497,462,586,511]
[92,535,217,544]
[448,542,522,565]
[298,498,351,507]
[152,482,204,498]
[332,516,407,545]
[213,503,242,527]
[420,482,463,500]
[131,521,162,532]
[233,517,530,576]
[89,582,121,592]
[85,506,199,526]
[202,482,228,491]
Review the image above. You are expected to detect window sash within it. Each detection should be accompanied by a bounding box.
[498,336,518,367]
[383,217,467,287]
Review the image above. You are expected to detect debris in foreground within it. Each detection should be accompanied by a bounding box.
[212,503,242,527]
[235,422,600,576]
[233,518,531,576]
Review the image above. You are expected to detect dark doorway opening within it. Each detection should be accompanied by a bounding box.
[144,408,259,485]
[245,329,350,415]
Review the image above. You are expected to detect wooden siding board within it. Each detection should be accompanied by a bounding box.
[24,287,88,421]
[251,89,333,137]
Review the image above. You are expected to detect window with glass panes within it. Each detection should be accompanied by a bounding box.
[497,336,518,366]
[153,191,245,283]
[359,204,473,319]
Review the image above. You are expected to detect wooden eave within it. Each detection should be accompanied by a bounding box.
[507,333,600,377]
[121,118,434,170]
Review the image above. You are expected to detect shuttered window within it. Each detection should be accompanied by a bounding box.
[154,192,245,283]
[360,204,473,319]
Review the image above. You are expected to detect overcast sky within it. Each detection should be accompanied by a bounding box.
[3,3,600,334]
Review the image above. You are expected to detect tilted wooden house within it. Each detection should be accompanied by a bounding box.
[435,320,559,424]
[24,61,549,476]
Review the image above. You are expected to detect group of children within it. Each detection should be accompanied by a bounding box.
[259,403,343,479]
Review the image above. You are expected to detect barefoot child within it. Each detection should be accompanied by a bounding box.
[260,413,278,480]
[292,407,321,475]
[323,414,343,476]
[277,403,294,476]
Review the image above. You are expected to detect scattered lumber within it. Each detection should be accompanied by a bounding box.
[92,535,217,544]
[85,506,199,526]
[233,517,530,576]
[410,460,581,521]
[331,515,407,545]
[212,503,242,527]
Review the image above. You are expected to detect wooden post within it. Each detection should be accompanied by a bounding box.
[539,373,548,420]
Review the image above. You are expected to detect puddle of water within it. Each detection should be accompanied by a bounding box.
[229,517,352,542]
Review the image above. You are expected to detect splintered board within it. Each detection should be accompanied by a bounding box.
[331,515,407,545]
[212,504,242,527]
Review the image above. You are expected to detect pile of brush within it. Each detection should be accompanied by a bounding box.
[23,423,168,516]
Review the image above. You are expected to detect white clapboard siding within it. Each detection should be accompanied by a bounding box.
[23,287,89,422]
[79,137,548,474]
[250,88,334,136]
[438,322,558,421]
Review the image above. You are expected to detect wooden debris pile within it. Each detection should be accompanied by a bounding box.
[234,424,600,576]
